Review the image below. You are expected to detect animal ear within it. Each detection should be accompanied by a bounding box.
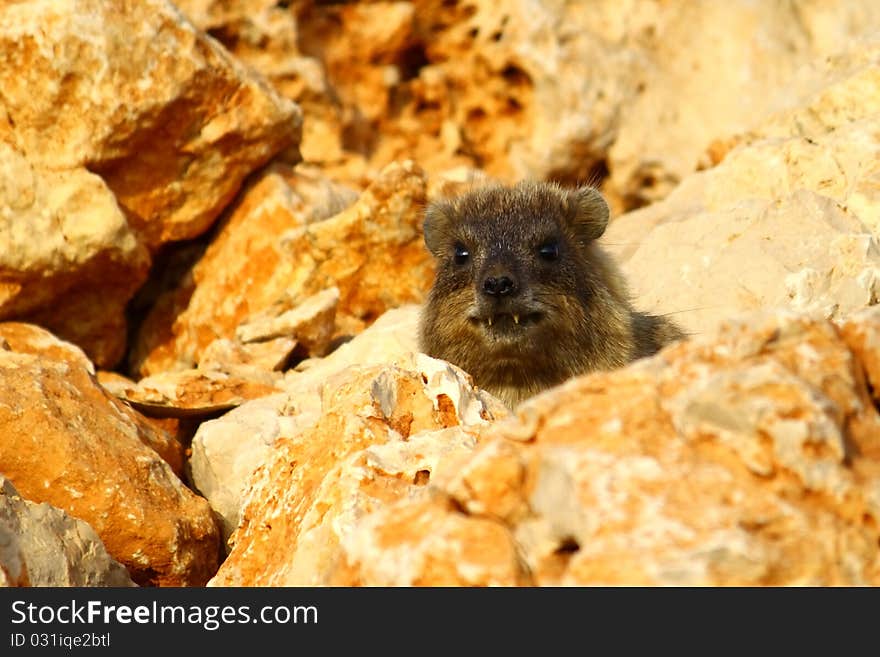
[423,201,453,258]
[567,186,609,242]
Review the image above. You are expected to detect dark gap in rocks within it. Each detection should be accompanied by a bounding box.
[397,42,429,83]
[325,333,355,353]
[466,106,487,122]
[205,26,238,51]
[122,234,211,379]
[283,341,311,371]
[413,469,430,486]
[554,536,581,555]
[340,107,378,156]
[501,63,531,87]
[448,496,469,516]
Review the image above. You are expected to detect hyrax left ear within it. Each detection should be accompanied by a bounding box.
[423,201,453,258]
[567,186,609,242]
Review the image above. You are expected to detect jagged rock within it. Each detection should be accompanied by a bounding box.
[200,337,299,373]
[0,142,148,367]
[0,477,134,587]
[0,344,219,586]
[607,191,880,340]
[209,309,880,585]
[0,323,184,473]
[175,0,360,180]
[132,160,431,376]
[191,286,339,374]
[0,322,94,371]
[117,366,281,419]
[604,40,880,339]
[0,0,301,366]
[236,287,339,356]
[190,304,444,542]
[179,0,880,208]
[208,352,507,585]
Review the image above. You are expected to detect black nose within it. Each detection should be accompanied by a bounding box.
[482,275,517,297]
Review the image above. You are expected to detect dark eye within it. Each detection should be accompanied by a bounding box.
[538,241,559,262]
[453,243,470,265]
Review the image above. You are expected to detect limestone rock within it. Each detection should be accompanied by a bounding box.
[212,309,880,586]
[0,348,219,586]
[175,0,359,180]
[117,366,281,419]
[1,0,301,246]
[236,287,339,356]
[179,0,880,207]
[190,304,447,541]
[208,352,507,585]
[132,160,431,376]
[0,323,184,473]
[607,191,880,340]
[839,306,880,430]
[200,337,299,373]
[95,370,139,398]
[0,322,94,372]
[604,40,880,339]
[0,0,301,367]
[604,2,880,207]
[0,142,149,367]
[0,477,134,587]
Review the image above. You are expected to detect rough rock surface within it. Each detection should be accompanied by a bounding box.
[175,0,355,179]
[132,160,431,376]
[114,365,280,420]
[0,322,95,372]
[210,309,880,585]
[0,142,149,367]
[605,39,880,339]
[209,352,508,585]
[0,0,301,367]
[0,477,134,587]
[190,304,434,541]
[179,0,880,207]
[0,322,184,472]
[0,336,219,586]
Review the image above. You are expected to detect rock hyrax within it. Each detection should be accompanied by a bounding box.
[419,181,685,407]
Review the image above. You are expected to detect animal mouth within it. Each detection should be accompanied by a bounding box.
[469,311,543,331]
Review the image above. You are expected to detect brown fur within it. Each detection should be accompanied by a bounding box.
[419,181,685,407]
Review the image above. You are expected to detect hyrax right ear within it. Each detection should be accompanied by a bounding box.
[568,186,610,243]
[423,201,454,258]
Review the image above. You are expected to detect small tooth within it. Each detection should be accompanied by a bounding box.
[513,314,520,324]
[487,316,493,327]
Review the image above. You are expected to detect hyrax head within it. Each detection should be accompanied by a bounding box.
[421,181,610,356]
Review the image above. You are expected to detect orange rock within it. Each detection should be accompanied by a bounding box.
[0,347,219,586]
[117,366,281,420]
[212,309,880,586]
[132,160,432,376]
[181,1,880,209]
[0,0,301,367]
[175,0,361,181]
[450,311,880,585]
[0,0,301,247]
[209,356,506,585]
[0,323,185,474]
[189,304,429,542]
[0,322,95,371]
